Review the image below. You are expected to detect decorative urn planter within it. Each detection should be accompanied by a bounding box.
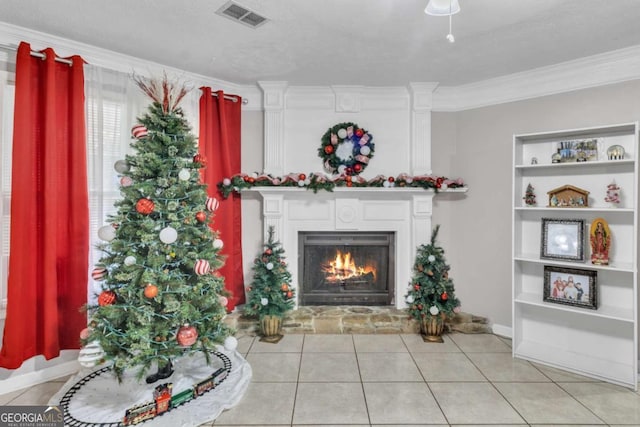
[420,313,446,343]
[260,315,283,343]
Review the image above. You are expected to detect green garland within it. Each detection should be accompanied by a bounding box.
[318,122,374,175]
[217,172,465,198]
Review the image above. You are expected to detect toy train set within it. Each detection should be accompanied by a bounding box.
[123,365,229,425]
[58,351,234,427]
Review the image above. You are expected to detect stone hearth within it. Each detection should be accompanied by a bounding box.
[226,306,491,335]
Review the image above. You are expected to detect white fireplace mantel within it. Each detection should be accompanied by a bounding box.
[245,187,466,309]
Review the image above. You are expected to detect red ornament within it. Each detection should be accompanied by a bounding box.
[286,291,293,298]
[247,177,256,184]
[196,211,206,223]
[388,176,395,183]
[413,283,420,291]
[345,175,352,182]
[265,248,273,255]
[345,167,353,175]
[441,292,449,301]
[98,290,116,306]
[193,153,207,167]
[417,304,423,310]
[281,283,289,291]
[355,128,364,137]
[136,198,154,215]
[353,163,363,173]
[176,324,198,347]
[194,259,211,275]
[298,173,307,181]
[346,182,353,187]
[324,145,334,154]
[144,284,158,299]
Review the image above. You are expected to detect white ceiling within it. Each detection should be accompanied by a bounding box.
[0,0,639,87]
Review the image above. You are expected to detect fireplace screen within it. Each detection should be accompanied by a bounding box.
[298,232,395,305]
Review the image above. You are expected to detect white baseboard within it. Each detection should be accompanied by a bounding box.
[0,352,80,395]
[491,323,512,339]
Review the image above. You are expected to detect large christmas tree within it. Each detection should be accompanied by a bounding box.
[85,76,231,383]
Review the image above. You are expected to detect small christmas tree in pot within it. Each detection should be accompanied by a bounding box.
[405,225,461,342]
[244,226,295,343]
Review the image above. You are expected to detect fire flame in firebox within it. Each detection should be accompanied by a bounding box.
[322,251,376,282]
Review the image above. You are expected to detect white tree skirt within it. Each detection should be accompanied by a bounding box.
[49,347,252,427]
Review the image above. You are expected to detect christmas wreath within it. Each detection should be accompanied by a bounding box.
[319,122,374,175]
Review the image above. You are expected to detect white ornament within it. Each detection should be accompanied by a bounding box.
[428,255,436,262]
[178,169,191,181]
[98,225,116,242]
[114,159,130,174]
[266,262,274,270]
[124,256,136,266]
[406,295,415,304]
[359,145,371,156]
[222,178,231,186]
[78,341,105,368]
[337,128,347,139]
[159,226,178,244]
[383,181,390,188]
[405,177,413,184]
[429,306,440,315]
[441,183,448,190]
[260,297,269,306]
[213,238,224,249]
[297,180,305,187]
[224,336,238,351]
[250,172,258,179]
[304,178,311,185]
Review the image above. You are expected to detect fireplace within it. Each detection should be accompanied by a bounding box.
[298,232,395,306]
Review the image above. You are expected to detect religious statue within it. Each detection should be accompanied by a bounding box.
[590,218,611,265]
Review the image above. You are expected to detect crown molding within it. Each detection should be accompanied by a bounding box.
[0,21,263,111]
[433,44,640,111]
[1,21,639,112]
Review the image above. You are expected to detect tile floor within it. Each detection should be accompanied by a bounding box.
[2,333,640,426]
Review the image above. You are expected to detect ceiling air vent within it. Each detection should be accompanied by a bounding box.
[216,1,268,29]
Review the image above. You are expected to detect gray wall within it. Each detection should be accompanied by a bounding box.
[434,79,640,329]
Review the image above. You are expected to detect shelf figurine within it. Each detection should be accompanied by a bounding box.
[523,183,536,206]
[590,218,611,266]
[604,181,620,206]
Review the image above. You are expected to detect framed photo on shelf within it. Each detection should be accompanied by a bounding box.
[540,218,585,261]
[543,265,597,310]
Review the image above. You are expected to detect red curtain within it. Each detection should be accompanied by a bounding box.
[0,42,88,369]
[199,88,244,311]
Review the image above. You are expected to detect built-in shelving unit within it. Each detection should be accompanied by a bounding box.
[512,122,639,390]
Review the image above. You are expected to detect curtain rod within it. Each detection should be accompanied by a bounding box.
[0,43,73,65]
[212,91,248,105]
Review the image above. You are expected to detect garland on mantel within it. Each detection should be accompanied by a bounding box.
[217,172,465,198]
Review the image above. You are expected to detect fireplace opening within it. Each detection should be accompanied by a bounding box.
[298,232,395,305]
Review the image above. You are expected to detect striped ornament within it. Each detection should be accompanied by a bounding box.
[206,197,220,212]
[194,259,211,275]
[91,266,107,281]
[131,124,148,139]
